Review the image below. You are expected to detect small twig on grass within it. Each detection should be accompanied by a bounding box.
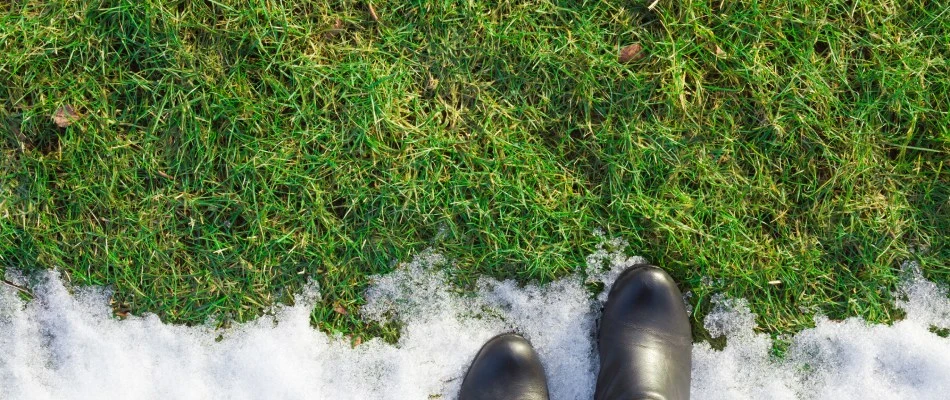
[156,170,175,181]
[367,2,379,22]
[647,0,660,10]
[2,279,34,298]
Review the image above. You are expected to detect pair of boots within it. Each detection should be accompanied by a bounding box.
[458,265,692,400]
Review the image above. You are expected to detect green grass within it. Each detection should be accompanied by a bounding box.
[1,0,947,342]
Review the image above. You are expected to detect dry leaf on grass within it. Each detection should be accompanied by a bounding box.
[53,104,79,127]
[619,43,644,63]
[333,302,348,315]
[344,335,363,348]
[329,19,344,34]
[323,19,345,40]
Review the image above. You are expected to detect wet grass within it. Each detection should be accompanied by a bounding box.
[1,0,948,341]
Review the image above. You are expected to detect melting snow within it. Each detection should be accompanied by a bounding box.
[1,241,948,399]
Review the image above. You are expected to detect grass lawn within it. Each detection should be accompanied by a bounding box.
[1,0,947,342]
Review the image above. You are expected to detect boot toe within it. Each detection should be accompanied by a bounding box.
[459,334,549,400]
[596,265,692,400]
[606,265,691,337]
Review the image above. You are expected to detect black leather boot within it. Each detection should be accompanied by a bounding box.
[595,265,692,400]
[459,333,550,400]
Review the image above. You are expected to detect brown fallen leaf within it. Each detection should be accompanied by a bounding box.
[322,19,345,40]
[344,335,364,348]
[53,104,79,127]
[333,302,348,315]
[619,43,644,63]
[715,45,726,57]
